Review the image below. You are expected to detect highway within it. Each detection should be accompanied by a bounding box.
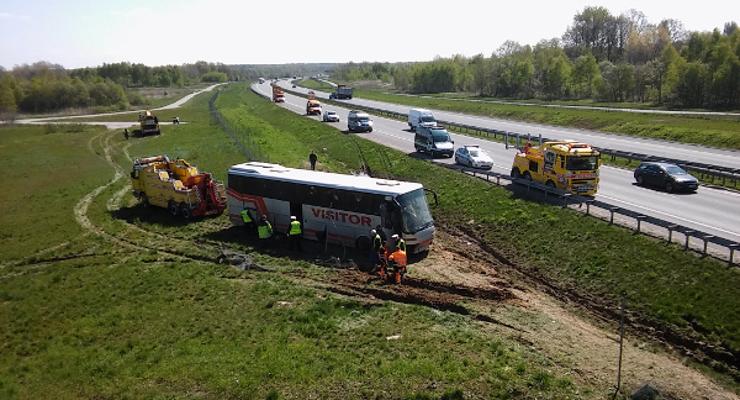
[280,80,740,170]
[255,81,740,244]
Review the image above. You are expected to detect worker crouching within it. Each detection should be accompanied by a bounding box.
[257,214,273,248]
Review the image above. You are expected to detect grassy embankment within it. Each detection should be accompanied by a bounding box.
[352,88,740,150]
[217,85,739,373]
[127,84,208,109]
[0,91,586,399]
[296,78,335,92]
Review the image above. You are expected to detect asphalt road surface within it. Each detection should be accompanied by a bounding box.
[282,80,740,170]
[257,81,740,244]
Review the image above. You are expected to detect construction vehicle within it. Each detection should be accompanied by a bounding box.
[306,92,322,115]
[511,140,601,196]
[131,155,227,219]
[329,84,353,100]
[271,84,285,103]
[138,110,160,136]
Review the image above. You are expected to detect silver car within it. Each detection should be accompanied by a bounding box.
[322,110,340,122]
[455,145,493,169]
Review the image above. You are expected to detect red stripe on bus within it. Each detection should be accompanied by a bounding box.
[227,189,268,217]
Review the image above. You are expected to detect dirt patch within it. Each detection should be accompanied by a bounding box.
[308,226,738,399]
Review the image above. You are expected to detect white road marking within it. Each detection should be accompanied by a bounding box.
[598,193,740,238]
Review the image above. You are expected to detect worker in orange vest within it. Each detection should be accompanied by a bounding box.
[386,246,408,284]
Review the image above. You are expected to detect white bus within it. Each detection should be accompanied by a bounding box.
[227,162,435,254]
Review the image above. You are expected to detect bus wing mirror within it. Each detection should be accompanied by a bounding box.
[424,188,439,207]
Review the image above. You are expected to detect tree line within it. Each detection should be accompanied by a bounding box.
[332,8,738,109]
[0,61,237,115]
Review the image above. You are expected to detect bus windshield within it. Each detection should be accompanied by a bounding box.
[566,156,598,171]
[396,188,433,233]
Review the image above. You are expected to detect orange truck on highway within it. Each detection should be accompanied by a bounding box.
[271,84,285,103]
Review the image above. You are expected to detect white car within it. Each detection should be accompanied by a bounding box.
[455,145,493,169]
[322,110,340,122]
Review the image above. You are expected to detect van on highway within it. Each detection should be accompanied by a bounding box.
[414,125,454,157]
[348,110,373,133]
[408,108,436,131]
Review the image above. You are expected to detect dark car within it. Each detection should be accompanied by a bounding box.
[634,162,698,192]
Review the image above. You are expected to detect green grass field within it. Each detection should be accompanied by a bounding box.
[217,85,739,374]
[296,78,335,93]
[338,89,740,150]
[0,91,592,399]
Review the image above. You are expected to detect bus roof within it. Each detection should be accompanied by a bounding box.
[228,162,423,196]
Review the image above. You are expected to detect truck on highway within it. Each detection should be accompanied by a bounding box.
[306,99,322,115]
[227,162,436,254]
[271,84,285,103]
[510,141,601,196]
[138,110,160,136]
[408,108,436,131]
[131,155,227,219]
[329,84,353,100]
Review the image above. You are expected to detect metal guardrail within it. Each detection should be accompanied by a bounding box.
[273,85,739,265]
[283,86,740,189]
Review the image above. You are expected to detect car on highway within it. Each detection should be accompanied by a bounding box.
[634,162,698,193]
[347,110,373,132]
[414,125,454,158]
[454,145,493,169]
[322,110,340,122]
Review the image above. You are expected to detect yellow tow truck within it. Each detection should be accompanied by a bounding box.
[131,155,226,218]
[511,140,601,196]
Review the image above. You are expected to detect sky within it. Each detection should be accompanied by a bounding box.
[1,0,738,69]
